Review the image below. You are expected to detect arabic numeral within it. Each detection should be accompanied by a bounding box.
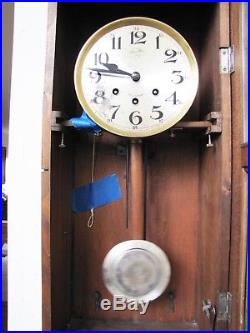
[165,92,181,105]
[131,31,146,44]
[171,70,184,84]
[164,49,178,63]
[110,105,120,120]
[156,35,160,49]
[112,36,121,49]
[93,90,105,104]
[89,71,101,83]
[150,106,163,120]
[129,111,143,125]
[94,52,109,65]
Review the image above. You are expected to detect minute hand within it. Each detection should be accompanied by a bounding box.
[89,67,132,77]
[89,63,140,81]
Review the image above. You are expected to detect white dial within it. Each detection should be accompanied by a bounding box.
[74,17,198,137]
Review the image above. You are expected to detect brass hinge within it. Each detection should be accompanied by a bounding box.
[216,291,232,322]
[220,46,235,74]
[202,292,232,325]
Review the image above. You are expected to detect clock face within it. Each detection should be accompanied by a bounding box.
[74,17,198,137]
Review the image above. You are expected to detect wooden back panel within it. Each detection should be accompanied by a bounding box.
[72,132,199,323]
[73,133,133,319]
[145,134,199,322]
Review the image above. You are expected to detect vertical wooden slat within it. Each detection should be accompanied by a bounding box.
[146,135,199,323]
[215,3,232,330]
[129,140,145,240]
[198,2,232,330]
[216,0,232,290]
[50,133,74,329]
[229,2,248,330]
[41,3,57,330]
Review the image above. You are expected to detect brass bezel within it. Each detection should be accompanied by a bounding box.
[74,17,199,138]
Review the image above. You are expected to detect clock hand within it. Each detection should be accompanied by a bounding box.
[101,63,119,72]
[102,63,132,76]
[89,68,129,76]
[103,63,141,82]
[89,63,140,81]
[89,66,132,77]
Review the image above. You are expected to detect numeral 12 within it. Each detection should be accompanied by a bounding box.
[131,31,146,44]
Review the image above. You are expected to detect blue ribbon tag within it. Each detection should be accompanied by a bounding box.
[72,174,122,213]
[70,112,102,134]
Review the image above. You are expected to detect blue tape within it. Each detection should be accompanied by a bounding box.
[72,174,122,213]
[70,112,102,134]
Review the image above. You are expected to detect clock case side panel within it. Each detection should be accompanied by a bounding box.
[50,132,74,330]
[41,3,56,330]
[229,2,248,330]
[42,3,75,330]
[197,3,232,330]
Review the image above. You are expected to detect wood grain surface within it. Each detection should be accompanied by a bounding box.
[198,3,232,330]
[229,3,248,330]
[41,3,57,330]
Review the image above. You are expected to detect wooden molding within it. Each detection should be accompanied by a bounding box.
[241,144,248,169]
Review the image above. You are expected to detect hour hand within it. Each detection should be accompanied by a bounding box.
[102,63,132,77]
[102,63,119,72]
[102,63,140,81]
[88,63,132,77]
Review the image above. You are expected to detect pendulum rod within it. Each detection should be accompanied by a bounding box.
[129,139,145,240]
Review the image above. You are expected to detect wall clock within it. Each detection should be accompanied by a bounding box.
[74,17,199,137]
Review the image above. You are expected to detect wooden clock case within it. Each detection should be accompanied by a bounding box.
[42,2,247,330]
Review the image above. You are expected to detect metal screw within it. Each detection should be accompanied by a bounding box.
[116,144,127,156]
[94,291,102,310]
[170,129,176,138]
[59,132,66,148]
[206,134,214,148]
[94,130,102,136]
[166,290,175,312]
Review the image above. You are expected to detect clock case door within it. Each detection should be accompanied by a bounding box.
[42,3,246,331]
